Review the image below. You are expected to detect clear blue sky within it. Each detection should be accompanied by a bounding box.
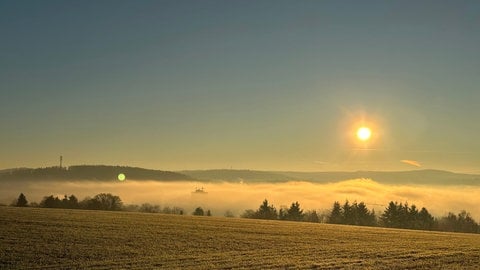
[1,1,479,172]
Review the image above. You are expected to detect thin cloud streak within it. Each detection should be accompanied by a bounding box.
[401,160,422,167]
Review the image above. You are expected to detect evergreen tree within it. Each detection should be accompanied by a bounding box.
[408,204,419,229]
[254,199,278,220]
[327,201,343,224]
[381,201,401,228]
[16,193,28,207]
[417,207,434,230]
[342,200,354,225]
[381,201,435,231]
[286,201,304,221]
[355,202,376,226]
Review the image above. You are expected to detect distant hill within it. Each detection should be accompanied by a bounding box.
[281,170,480,185]
[1,166,479,185]
[181,169,294,182]
[0,165,192,182]
[181,169,480,186]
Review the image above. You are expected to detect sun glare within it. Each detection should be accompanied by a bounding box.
[356,127,372,141]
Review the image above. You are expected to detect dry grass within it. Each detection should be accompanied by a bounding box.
[1,206,479,269]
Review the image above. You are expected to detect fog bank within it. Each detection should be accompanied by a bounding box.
[1,179,479,220]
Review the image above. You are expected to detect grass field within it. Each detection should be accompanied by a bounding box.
[1,207,479,269]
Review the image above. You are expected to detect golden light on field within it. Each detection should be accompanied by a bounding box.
[356,127,372,141]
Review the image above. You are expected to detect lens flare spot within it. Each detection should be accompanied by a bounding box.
[117,173,126,181]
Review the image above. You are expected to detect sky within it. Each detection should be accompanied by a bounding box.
[1,1,480,172]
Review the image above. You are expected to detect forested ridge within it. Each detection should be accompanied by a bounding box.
[0,165,192,181]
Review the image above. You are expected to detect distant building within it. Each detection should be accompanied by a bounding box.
[192,187,208,195]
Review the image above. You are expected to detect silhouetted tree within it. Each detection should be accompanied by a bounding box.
[193,207,204,216]
[83,193,123,211]
[328,200,375,226]
[417,207,435,230]
[206,210,212,216]
[303,210,320,223]
[381,201,435,231]
[62,195,71,208]
[286,201,304,221]
[438,211,479,233]
[40,195,62,208]
[327,201,343,224]
[15,193,28,207]
[38,194,81,209]
[437,212,457,232]
[354,202,376,226]
[456,211,478,233]
[68,195,79,209]
[254,199,278,220]
[342,200,354,225]
[381,201,402,228]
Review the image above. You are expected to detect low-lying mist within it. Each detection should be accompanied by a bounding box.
[2,179,479,220]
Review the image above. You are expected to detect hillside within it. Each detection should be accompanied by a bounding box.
[0,165,192,182]
[1,207,479,269]
[181,169,295,182]
[2,165,479,185]
[282,169,480,185]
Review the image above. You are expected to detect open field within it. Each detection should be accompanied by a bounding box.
[1,207,480,269]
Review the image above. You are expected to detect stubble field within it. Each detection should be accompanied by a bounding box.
[1,206,479,269]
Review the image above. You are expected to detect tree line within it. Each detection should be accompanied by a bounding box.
[11,192,184,214]
[11,193,480,234]
[241,199,480,234]
[11,192,209,216]
[35,193,123,211]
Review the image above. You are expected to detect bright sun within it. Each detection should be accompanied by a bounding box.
[356,127,372,141]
